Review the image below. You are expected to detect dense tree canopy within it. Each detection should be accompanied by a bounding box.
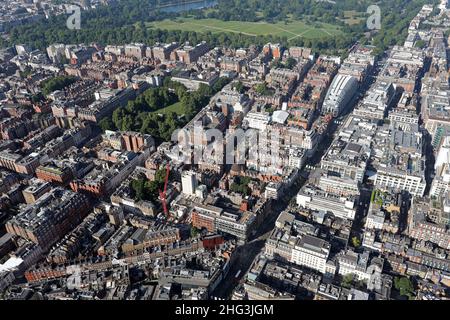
[5,0,433,55]
[230,176,252,196]
[130,167,170,203]
[199,0,371,24]
[40,76,77,96]
[394,277,415,300]
[108,76,230,142]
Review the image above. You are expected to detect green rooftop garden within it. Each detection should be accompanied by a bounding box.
[370,189,386,206]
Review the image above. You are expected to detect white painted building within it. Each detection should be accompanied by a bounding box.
[322,74,358,117]
[374,168,426,197]
[181,171,198,196]
[244,111,271,131]
[291,235,330,274]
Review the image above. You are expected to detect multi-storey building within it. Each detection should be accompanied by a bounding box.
[336,250,384,282]
[291,235,331,274]
[372,125,426,197]
[408,198,450,249]
[353,81,397,120]
[36,163,74,185]
[5,188,91,251]
[322,74,358,117]
[296,185,357,220]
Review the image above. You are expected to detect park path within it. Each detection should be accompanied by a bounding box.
[184,21,258,36]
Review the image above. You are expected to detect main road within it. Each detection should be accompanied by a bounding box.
[210,113,350,299]
[211,59,382,299]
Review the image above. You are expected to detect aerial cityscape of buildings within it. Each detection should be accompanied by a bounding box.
[0,0,450,302]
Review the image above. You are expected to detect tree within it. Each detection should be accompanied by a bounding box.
[154,167,169,186]
[40,76,77,96]
[99,118,115,132]
[394,277,415,299]
[233,81,245,93]
[141,113,159,136]
[131,178,146,201]
[265,105,275,114]
[256,83,269,95]
[230,176,252,196]
[341,274,354,288]
[112,107,126,130]
[190,226,200,238]
[20,66,32,79]
[415,39,426,49]
[351,236,361,248]
[31,92,45,104]
[197,83,213,98]
[130,171,167,203]
[6,0,425,57]
[285,57,297,70]
[212,77,232,93]
[121,114,134,131]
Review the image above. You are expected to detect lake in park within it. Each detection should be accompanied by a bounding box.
[158,0,218,13]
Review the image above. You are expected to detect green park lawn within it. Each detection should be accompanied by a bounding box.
[154,101,186,115]
[147,17,343,40]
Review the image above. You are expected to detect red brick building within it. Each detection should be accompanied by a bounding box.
[192,210,216,233]
[202,235,225,250]
[36,165,73,185]
[70,180,106,197]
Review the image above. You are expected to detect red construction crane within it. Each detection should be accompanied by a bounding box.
[159,164,170,217]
